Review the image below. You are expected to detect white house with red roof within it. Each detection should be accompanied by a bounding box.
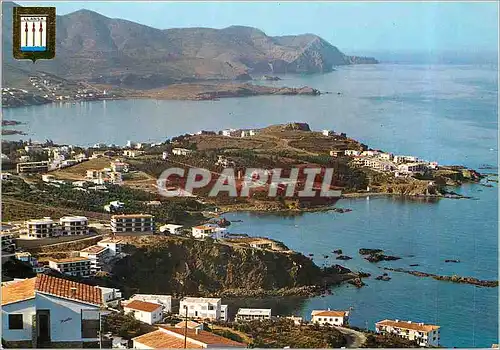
[1,274,106,348]
[375,319,441,347]
[311,309,350,327]
[123,300,163,325]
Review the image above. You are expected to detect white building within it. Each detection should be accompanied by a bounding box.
[179,297,228,321]
[59,216,89,236]
[322,130,334,136]
[25,218,55,239]
[104,200,125,212]
[361,150,380,157]
[98,286,122,307]
[191,225,217,239]
[17,161,49,174]
[172,148,193,156]
[159,224,183,235]
[1,274,104,348]
[129,294,172,313]
[162,151,169,160]
[123,300,163,325]
[240,129,256,137]
[393,155,419,164]
[311,309,349,327]
[222,128,237,137]
[48,257,92,278]
[14,252,45,273]
[111,214,155,234]
[97,238,125,256]
[79,245,110,273]
[375,319,440,347]
[111,161,129,173]
[378,153,394,161]
[398,162,427,174]
[344,150,361,157]
[123,150,145,158]
[363,158,396,172]
[235,308,272,322]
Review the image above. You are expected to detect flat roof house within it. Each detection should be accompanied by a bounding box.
[123,300,163,325]
[375,319,440,347]
[1,274,105,348]
[111,214,155,235]
[191,225,216,239]
[16,161,49,174]
[132,326,246,349]
[179,297,228,321]
[48,257,92,278]
[159,224,183,235]
[97,238,125,256]
[311,309,349,327]
[79,245,111,273]
[172,148,193,156]
[25,218,55,239]
[235,308,272,322]
[60,216,89,236]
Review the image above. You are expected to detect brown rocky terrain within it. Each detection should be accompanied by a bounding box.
[3,2,377,89]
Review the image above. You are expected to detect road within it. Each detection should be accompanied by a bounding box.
[335,326,367,348]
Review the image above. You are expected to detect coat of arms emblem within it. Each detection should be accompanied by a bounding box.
[13,7,56,62]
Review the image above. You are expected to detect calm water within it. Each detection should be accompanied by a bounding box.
[3,64,498,347]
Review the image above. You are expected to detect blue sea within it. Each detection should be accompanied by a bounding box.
[3,63,498,347]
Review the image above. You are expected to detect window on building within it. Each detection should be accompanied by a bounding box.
[81,310,100,338]
[8,314,23,329]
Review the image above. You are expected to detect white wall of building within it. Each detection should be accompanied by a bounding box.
[124,307,162,325]
[1,299,35,341]
[35,293,100,342]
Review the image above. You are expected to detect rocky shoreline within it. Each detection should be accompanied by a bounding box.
[384,267,498,287]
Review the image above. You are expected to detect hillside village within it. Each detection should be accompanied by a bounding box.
[1,122,486,348]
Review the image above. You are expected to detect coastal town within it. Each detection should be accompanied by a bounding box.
[2,122,495,348]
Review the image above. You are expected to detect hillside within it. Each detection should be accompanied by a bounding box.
[95,236,355,298]
[3,2,377,89]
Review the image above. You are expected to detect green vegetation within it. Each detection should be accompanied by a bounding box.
[223,319,346,348]
[2,179,204,224]
[102,311,155,340]
[96,236,346,298]
[362,333,419,348]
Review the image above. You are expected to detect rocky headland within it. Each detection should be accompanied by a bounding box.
[94,236,361,298]
[384,267,498,287]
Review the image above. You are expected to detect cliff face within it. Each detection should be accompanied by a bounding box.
[3,3,377,88]
[106,236,341,297]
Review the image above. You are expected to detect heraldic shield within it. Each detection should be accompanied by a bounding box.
[13,7,56,62]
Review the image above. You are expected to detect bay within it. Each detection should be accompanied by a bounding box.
[3,63,498,347]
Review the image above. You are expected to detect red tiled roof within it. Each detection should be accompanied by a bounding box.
[312,310,348,317]
[133,330,202,349]
[124,300,162,312]
[376,319,440,332]
[160,327,246,347]
[1,278,36,305]
[35,274,102,306]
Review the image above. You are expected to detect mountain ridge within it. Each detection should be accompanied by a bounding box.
[2,2,378,88]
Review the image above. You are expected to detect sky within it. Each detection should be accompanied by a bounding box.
[15,1,499,54]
